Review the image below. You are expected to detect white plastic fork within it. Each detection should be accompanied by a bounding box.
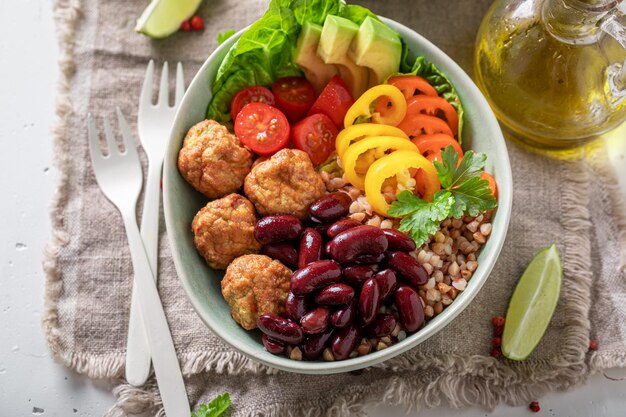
[88,110,190,417]
[126,61,185,387]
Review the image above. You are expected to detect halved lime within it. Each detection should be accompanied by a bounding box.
[502,244,562,361]
[135,0,203,39]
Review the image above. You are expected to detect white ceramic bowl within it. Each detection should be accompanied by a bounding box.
[163,17,512,374]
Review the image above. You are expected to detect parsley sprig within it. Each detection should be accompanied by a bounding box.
[388,146,497,246]
[192,393,232,417]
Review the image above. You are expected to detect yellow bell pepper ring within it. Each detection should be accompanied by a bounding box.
[342,136,419,190]
[364,150,440,216]
[335,123,408,159]
[344,85,407,129]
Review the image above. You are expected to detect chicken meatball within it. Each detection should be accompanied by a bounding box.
[244,149,326,219]
[192,194,261,270]
[178,120,253,198]
[221,254,292,330]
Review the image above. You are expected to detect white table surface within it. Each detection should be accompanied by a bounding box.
[1,1,626,416]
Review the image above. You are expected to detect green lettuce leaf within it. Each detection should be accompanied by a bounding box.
[339,4,379,24]
[206,0,385,125]
[217,29,236,45]
[207,0,345,124]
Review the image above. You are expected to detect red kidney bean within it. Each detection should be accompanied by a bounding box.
[313,223,331,236]
[291,260,342,295]
[342,265,374,288]
[354,252,386,264]
[365,314,398,338]
[328,225,388,263]
[394,286,424,332]
[262,243,298,270]
[285,292,310,322]
[309,192,352,222]
[257,314,304,345]
[327,218,361,238]
[325,241,333,257]
[301,328,334,360]
[331,299,356,328]
[387,251,428,287]
[262,334,286,355]
[300,306,331,334]
[254,215,303,245]
[359,278,381,326]
[331,324,362,360]
[382,229,417,252]
[375,269,397,302]
[298,228,323,269]
[315,283,355,306]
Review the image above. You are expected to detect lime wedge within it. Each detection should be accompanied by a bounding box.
[135,0,203,39]
[502,244,562,361]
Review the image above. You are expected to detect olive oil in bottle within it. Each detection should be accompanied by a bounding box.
[474,0,626,149]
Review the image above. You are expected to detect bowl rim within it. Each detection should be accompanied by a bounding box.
[163,16,513,374]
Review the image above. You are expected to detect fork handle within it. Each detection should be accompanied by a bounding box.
[126,161,162,386]
[121,211,190,417]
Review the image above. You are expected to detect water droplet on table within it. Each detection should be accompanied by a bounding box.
[15,242,28,251]
[32,407,44,415]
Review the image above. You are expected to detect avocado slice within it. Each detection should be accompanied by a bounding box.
[349,16,402,86]
[318,15,369,99]
[294,22,339,94]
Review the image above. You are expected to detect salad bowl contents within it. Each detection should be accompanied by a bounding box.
[163,0,512,373]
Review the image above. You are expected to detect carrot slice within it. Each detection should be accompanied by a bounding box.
[405,96,459,136]
[397,114,453,139]
[412,133,463,162]
[387,75,438,99]
[480,172,498,198]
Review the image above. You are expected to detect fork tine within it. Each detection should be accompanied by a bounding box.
[157,62,169,106]
[140,60,155,108]
[116,107,138,159]
[88,113,103,164]
[175,62,185,106]
[103,114,118,156]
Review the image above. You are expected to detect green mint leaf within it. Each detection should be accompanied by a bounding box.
[192,393,232,417]
[217,29,236,45]
[449,177,497,218]
[392,191,454,246]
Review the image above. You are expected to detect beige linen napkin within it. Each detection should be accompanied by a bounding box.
[44,0,626,416]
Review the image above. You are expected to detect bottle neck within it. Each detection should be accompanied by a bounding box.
[541,0,621,44]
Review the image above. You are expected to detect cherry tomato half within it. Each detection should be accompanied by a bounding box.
[307,75,355,129]
[387,75,438,99]
[234,103,290,156]
[271,76,316,123]
[405,96,459,136]
[412,133,463,162]
[397,114,453,139]
[230,86,275,120]
[291,113,338,166]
